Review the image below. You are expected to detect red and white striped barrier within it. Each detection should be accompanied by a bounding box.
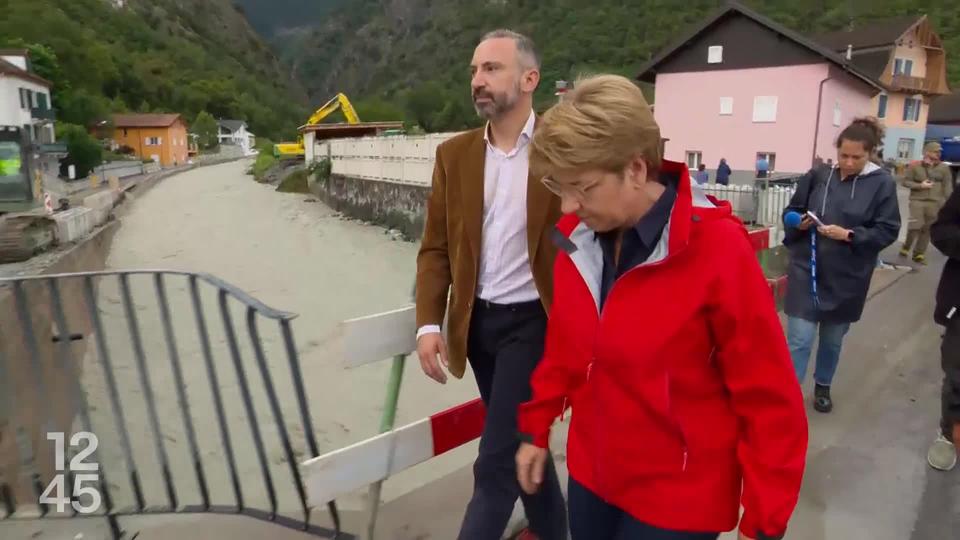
[302,396,485,505]
[301,226,783,508]
[301,304,486,508]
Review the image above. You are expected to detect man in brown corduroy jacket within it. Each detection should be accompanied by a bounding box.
[414,29,565,540]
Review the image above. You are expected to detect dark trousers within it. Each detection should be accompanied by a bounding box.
[941,319,960,440]
[568,477,719,540]
[458,299,568,540]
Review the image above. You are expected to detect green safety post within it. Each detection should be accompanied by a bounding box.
[364,351,407,540]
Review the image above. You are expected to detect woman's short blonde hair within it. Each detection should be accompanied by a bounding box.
[530,74,662,180]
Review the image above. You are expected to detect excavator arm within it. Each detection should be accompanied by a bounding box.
[307,93,360,126]
[274,93,360,159]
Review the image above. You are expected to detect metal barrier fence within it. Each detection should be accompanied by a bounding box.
[0,270,346,539]
[700,175,798,243]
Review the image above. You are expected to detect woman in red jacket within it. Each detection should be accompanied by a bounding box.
[514,74,808,540]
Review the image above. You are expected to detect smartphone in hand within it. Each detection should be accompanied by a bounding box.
[805,211,826,228]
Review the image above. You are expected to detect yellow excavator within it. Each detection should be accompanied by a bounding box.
[274,93,360,159]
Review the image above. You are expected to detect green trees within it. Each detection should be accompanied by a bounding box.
[192,111,219,149]
[56,124,103,179]
[0,0,307,140]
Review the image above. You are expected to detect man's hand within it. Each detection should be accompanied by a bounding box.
[738,533,755,540]
[798,216,814,231]
[417,332,449,384]
[818,224,853,242]
[922,180,934,189]
[516,442,548,495]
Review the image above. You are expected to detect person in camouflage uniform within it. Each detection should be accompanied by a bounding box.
[901,141,954,264]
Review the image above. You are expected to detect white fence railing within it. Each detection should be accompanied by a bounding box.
[701,179,797,244]
[701,182,796,225]
[315,133,460,186]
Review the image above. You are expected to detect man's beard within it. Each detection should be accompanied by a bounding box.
[473,81,521,120]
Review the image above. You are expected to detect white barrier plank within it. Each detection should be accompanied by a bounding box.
[302,417,434,506]
[337,305,416,368]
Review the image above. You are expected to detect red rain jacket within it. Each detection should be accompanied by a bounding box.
[518,161,808,538]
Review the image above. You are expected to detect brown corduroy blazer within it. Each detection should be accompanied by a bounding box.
[414,124,562,379]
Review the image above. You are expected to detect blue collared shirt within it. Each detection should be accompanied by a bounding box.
[597,184,677,310]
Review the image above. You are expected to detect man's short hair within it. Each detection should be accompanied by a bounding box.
[530,74,663,180]
[481,29,540,71]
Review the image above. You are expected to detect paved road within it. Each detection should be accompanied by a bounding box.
[355,246,957,540]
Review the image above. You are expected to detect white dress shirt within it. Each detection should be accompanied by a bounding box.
[417,110,539,339]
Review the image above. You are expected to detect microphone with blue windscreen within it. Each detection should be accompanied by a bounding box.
[784,210,803,229]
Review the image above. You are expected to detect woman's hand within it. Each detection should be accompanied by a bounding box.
[818,224,853,242]
[516,442,548,495]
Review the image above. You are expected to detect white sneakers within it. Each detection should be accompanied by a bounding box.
[927,433,957,471]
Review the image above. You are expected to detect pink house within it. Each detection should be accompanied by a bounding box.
[637,3,883,183]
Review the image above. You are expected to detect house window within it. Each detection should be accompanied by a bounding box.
[719,97,733,115]
[897,138,915,160]
[877,94,888,118]
[37,93,48,110]
[19,89,35,110]
[757,152,776,172]
[707,45,723,64]
[833,100,841,127]
[685,151,703,169]
[902,97,922,122]
[752,96,778,122]
[893,58,913,76]
[146,137,161,146]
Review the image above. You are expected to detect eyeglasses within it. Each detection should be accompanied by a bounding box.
[540,176,598,200]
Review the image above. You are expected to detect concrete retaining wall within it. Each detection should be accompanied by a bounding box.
[194,145,247,164]
[0,223,120,506]
[81,189,118,226]
[51,207,96,243]
[312,173,429,241]
[92,160,145,180]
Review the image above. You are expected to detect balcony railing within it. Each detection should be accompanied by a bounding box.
[31,106,56,121]
[891,74,932,93]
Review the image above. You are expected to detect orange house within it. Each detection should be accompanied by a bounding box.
[112,113,189,167]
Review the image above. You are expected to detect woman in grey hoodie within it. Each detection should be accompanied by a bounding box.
[781,117,902,413]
